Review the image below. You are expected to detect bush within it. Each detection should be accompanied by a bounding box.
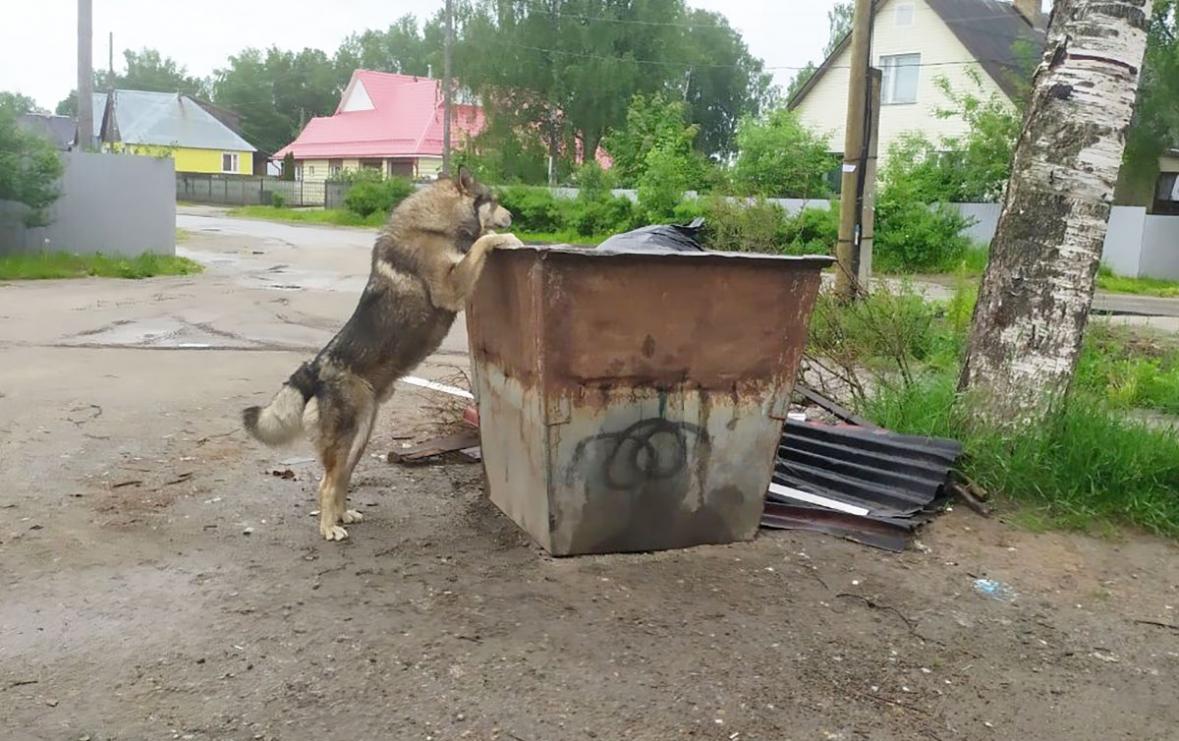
[343,176,414,218]
[569,195,636,237]
[732,108,837,198]
[497,186,563,233]
[270,191,286,209]
[874,181,973,273]
[780,205,838,255]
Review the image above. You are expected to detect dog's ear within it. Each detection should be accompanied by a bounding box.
[456,166,476,195]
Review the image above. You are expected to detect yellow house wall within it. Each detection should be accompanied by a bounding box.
[111,144,253,175]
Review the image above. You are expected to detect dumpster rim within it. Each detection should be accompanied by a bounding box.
[501,243,836,267]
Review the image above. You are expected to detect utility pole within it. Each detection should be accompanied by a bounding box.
[108,31,114,81]
[857,68,882,286]
[77,0,94,150]
[442,0,454,176]
[833,0,874,300]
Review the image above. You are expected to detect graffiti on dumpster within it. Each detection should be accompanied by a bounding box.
[565,418,708,490]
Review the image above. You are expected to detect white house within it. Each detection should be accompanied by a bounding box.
[790,0,1046,165]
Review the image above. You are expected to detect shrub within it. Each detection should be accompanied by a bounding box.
[699,196,789,254]
[732,108,837,198]
[874,180,973,273]
[343,176,414,218]
[497,186,563,233]
[569,195,636,237]
[780,205,838,255]
[270,191,286,209]
[636,144,695,222]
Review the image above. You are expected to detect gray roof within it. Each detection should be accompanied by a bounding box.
[928,0,1046,100]
[17,113,76,150]
[94,89,256,152]
[789,0,1046,108]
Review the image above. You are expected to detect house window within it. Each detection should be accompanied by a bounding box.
[294,164,303,181]
[329,159,343,177]
[895,3,915,26]
[881,53,921,105]
[221,152,239,173]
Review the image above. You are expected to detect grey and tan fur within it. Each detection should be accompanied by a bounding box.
[242,168,519,541]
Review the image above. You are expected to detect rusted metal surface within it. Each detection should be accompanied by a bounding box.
[467,244,832,556]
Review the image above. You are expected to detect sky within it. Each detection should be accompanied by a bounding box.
[0,0,836,112]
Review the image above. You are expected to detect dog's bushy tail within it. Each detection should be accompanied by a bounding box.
[242,362,319,446]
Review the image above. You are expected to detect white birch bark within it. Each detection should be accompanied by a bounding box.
[959,0,1151,422]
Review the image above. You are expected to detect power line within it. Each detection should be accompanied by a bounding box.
[487,38,1028,73]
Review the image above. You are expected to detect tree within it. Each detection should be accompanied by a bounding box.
[453,0,767,166]
[677,9,775,158]
[732,109,835,198]
[602,93,700,186]
[212,47,341,155]
[0,92,43,115]
[960,0,1152,422]
[333,14,443,83]
[825,2,854,57]
[56,47,208,118]
[96,48,208,97]
[1119,0,1179,203]
[786,2,853,102]
[0,99,63,226]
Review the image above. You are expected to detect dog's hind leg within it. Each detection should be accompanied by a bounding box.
[338,398,378,526]
[316,446,351,542]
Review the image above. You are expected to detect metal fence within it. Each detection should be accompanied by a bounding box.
[176,173,340,208]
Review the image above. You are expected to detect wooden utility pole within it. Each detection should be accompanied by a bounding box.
[857,68,882,286]
[833,0,874,300]
[77,0,94,150]
[442,0,454,176]
[108,31,114,81]
[960,0,1151,423]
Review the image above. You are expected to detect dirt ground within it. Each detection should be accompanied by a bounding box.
[2,215,1178,740]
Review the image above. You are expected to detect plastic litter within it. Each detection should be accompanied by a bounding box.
[596,218,707,253]
[973,578,1017,602]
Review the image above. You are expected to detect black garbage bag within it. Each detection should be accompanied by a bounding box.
[596,218,706,254]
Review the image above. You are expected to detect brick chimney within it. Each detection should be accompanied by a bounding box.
[1013,0,1043,27]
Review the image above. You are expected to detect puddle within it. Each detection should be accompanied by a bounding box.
[59,318,259,350]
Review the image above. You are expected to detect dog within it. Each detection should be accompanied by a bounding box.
[242,167,519,541]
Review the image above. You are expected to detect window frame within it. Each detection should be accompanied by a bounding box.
[880,53,921,105]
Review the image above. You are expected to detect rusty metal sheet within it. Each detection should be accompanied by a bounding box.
[467,245,832,556]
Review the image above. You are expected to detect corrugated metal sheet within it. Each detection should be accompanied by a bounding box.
[774,420,961,519]
[764,420,962,549]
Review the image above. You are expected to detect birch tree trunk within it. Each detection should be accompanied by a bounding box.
[958,0,1151,422]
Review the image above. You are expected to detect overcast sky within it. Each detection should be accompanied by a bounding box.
[0,1,836,111]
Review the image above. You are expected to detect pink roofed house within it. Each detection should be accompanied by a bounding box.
[274,70,485,183]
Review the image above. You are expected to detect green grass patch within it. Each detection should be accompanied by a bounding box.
[175,228,191,244]
[1096,266,1179,297]
[1075,323,1179,415]
[228,205,386,228]
[516,230,602,246]
[863,374,1179,537]
[0,251,203,280]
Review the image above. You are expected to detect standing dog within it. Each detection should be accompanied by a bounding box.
[242,168,519,541]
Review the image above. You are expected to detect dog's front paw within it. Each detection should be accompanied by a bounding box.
[320,522,349,541]
[492,233,524,249]
[340,509,364,524]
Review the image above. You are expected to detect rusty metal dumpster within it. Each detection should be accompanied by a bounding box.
[466,244,832,556]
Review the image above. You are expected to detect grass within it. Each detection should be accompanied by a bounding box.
[0,251,203,280]
[228,205,386,228]
[808,279,1179,538]
[864,374,1179,538]
[514,230,601,246]
[1096,266,1179,298]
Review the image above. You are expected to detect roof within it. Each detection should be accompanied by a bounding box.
[274,70,485,161]
[789,0,1046,108]
[16,113,76,150]
[94,89,256,152]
